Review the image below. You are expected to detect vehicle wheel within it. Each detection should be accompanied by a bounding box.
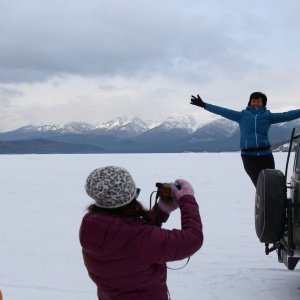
[255,169,287,244]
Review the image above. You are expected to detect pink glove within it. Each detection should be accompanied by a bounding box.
[170,179,194,200]
[157,197,179,214]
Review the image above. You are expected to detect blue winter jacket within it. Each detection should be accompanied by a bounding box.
[205,103,300,156]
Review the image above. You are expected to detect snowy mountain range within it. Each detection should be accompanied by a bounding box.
[0,114,299,154]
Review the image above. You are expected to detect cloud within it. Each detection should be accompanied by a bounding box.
[0,1,181,82]
[0,0,300,131]
[0,86,23,106]
[1,0,290,83]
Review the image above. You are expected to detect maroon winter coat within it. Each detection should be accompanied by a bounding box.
[79,195,203,300]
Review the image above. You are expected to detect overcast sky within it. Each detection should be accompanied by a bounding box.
[0,0,300,131]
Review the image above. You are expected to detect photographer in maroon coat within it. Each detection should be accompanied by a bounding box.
[79,166,203,300]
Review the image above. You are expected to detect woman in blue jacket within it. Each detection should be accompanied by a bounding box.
[190,92,300,186]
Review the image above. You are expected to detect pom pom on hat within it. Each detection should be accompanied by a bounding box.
[85,166,136,209]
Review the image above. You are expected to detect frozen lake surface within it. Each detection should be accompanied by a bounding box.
[0,152,299,300]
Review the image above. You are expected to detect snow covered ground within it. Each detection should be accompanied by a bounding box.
[0,152,299,300]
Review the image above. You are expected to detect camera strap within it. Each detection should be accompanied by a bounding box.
[153,202,162,227]
[149,190,191,269]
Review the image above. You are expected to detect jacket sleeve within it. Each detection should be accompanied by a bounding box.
[270,109,300,124]
[150,203,170,226]
[137,195,203,263]
[205,103,242,122]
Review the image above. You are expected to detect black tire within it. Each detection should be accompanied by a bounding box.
[255,169,287,244]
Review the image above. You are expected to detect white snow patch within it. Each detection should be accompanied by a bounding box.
[0,153,299,300]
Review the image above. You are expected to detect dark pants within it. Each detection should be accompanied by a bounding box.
[241,154,275,187]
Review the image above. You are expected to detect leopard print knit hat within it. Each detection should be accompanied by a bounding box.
[85,166,136,209]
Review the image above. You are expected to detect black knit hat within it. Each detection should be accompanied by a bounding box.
[247,92,267,107]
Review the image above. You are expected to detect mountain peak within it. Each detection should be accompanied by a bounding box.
[15,122,95,134]
[0,113,296,153]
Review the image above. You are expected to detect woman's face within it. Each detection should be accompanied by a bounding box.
[250,98,263,108]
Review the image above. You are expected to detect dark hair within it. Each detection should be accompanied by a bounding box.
[247,92,267,107]
[87,198,156,223]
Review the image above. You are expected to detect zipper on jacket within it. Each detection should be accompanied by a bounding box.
[255,114,258,148]
[255,114,260,156]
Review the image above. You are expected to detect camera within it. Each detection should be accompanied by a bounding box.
[156,182,180,199]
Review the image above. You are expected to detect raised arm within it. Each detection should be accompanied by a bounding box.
[190,94,242,122]
[270,108,300,124]
[138,179,203,263]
